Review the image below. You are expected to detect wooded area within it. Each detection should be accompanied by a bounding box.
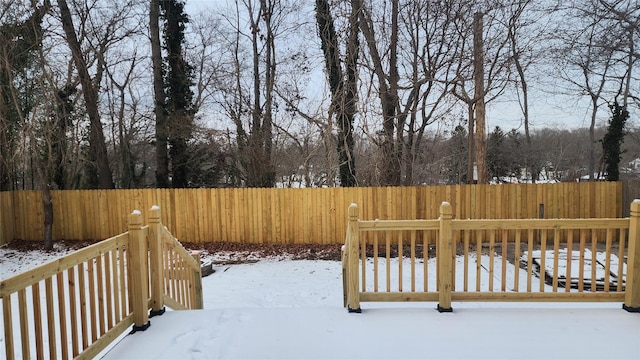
[1,0,638,192]
[0,182,623,245]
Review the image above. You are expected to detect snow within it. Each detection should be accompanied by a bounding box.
[0,244,78,278]
[102,260,640,360]
[523,249,627,289]
[2,249,640,359]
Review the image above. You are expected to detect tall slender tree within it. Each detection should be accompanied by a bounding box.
[150,0,170,187]
[57,0,114,189]
[160,0,195,188]
[315,0,358,187]
[602,101,628,181]
[472,12,488,184]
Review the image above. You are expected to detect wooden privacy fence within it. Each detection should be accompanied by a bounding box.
[342,201,640,313]
[0,206,202,360]
[0,182,624,245]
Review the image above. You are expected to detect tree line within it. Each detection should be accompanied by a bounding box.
[1,0,639,192]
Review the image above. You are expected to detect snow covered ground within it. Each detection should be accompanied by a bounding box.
[2,248,640,359]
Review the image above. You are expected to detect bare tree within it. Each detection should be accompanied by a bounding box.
[315,0,358,186]
[398,1,464,185]
[506,0,540,182]
[56,0,114,188]
[472,12,488,184]
[592,0,640,109]
[451,2,512,184]
[214,0,307,187]
[545,1,640,181]
[150,0,169,187]
[350,0,464,185]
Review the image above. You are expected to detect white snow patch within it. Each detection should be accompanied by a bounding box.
[1,247,638,360]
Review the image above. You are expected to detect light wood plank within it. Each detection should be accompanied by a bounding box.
[3,294,14,360]
[32,283,44,360]
[18,289,30,360]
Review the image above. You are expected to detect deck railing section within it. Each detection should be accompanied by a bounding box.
[344,201,640,313]
[1,206,203,360]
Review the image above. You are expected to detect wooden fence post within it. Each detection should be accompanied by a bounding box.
[128,210,150,331]
[191,251,204,309]
[148,205,165,316]
[438,202,453,312]
[347,203,361,313]
[624,200,640,312]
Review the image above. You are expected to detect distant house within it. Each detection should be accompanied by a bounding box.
[628,158,640,173]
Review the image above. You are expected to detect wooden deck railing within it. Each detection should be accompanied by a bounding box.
[343,201,640,313]
[0,206,202,360]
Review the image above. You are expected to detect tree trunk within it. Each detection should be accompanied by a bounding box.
[589,95,597,181]
[52,85,75,190]
[239,0,275,188]
[0,82,11,191]
[162,0,195,188]
[150,0,169,188]
[43,183,54,250]
[473,12,487,184]
[339,4,358,187]
[352,0,401,186]
[0,64,12,190]
[261,0,276,187]
[57,0,113,189]
[509,14,533,183]
[467,102,475,184]
[315,0,357,187]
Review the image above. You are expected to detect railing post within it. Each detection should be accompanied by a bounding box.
[438,202,453,312]
[191,251,204,309]
[148,205,165,316]
[347,203,361,313]
[128,210,150,332]
[624,200,640,312]
[341,244,348,308]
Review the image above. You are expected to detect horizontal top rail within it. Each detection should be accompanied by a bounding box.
[0,231,132,296]
[358,219,440,231]
[357,218,630,232]
[450,218,630,231]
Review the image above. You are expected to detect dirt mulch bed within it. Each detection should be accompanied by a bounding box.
[1,239,101,252]
[2,240,344,264]
[182,242,343,262]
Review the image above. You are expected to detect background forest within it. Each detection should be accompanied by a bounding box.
[1,0,639,191]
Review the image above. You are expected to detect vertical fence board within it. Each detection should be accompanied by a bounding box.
[0,192,14,245]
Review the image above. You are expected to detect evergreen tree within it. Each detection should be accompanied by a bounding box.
[447,125,468,184]
[602,101,628,181]
[487,126,507,181]
[160,0,195,188]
